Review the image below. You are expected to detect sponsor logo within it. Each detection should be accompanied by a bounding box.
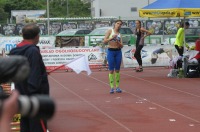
[88,53,97,61]
[184,12,191,16]
[191,11,200,15]
[124,49,135,60]
[143,11,176,16]
[39,40,50,45]
[5,44,17,52]
[124,48,148,60]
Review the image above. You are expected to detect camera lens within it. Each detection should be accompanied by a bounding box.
[18,95,55,120]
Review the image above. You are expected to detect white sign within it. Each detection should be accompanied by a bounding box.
[122,45,178,68]
[11,10,46,17]
[0,36,56,53]
[40,47,104,70]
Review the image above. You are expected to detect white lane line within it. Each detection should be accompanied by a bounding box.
[147,69,200,83]
[149,107,157,110]
[86,74,200,123]
[49,76,133,132]
[125,90,200,123]
[169,119,176,122]
[189,124,195,127]
[122,72,200,98]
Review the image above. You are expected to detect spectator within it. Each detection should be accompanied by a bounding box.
[9,23,49,132]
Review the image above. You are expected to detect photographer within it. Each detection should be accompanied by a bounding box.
[0,90,19,132]
[9,23,50,132]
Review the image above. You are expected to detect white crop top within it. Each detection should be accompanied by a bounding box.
[109,29,121,42]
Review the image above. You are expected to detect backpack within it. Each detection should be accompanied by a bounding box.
[186,65,200,78]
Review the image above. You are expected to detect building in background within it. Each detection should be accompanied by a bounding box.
[90,0,156,20]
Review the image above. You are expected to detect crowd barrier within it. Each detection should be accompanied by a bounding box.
[0,36,196,70]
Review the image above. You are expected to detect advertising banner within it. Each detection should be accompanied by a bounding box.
[11,10,46,24]
[2,24,16,36]
[62,22,77,30]
[94,21,110,28]
[37,23,47,35]
[0,36,56,53]
[50,22,62,35]
[78,21,94,30]
[122,45,178,68]
[139,9,179,18]
[164,20,180,35]
[40,47,103,70]
[146,20,163,35]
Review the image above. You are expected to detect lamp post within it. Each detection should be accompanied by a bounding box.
[47,0,50,35]
[67,0,69,17]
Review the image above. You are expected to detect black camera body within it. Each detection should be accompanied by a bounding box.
[0,56,55,120]
[0,93,55,120]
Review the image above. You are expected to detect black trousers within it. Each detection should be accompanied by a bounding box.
[134,45,144,66]
[175,45,184,56]
[20,117,47,132]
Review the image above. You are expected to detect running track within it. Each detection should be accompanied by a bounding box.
[48,67,200,132]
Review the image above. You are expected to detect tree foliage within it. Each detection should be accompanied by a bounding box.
[49,0,91,17]
[0,0,90,24]
[0,0,9,23]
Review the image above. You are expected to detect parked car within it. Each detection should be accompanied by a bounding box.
[55,29,91,47]
[56,29,91,36]
[85,27,135,46]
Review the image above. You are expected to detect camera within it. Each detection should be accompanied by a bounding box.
[0,56,30,84]
[0,55,55,120]
[0,93,55,120]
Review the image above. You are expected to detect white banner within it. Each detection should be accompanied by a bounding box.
[0,36,56,53]
[40,47,104,70]
[11,10,46,17]
[122,45,179,68]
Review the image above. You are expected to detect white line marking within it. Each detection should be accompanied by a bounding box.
[86,73,200,123]
[189,124,195,127]
[122,72,200,98]
[149,107,157,110]
[49,76,133,132]
[115,97,121,99]
[169,119,176,122]
[136,101,143,104]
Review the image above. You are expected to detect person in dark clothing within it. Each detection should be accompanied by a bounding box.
[134,20,152,72]
[9,23,49,132]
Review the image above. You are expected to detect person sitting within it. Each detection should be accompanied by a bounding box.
[182,38,200,78]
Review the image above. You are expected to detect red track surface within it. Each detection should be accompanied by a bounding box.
[48,67,200,132]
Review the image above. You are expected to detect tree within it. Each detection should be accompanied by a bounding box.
[0,7,8,23]
[49,0,90,17]
[0,0,8,23]
[4,0,45,17]
[0,0,91,24]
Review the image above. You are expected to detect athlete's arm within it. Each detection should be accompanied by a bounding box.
[141,27,152,38]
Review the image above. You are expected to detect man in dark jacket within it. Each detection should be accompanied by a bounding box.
[9,23,49,132]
